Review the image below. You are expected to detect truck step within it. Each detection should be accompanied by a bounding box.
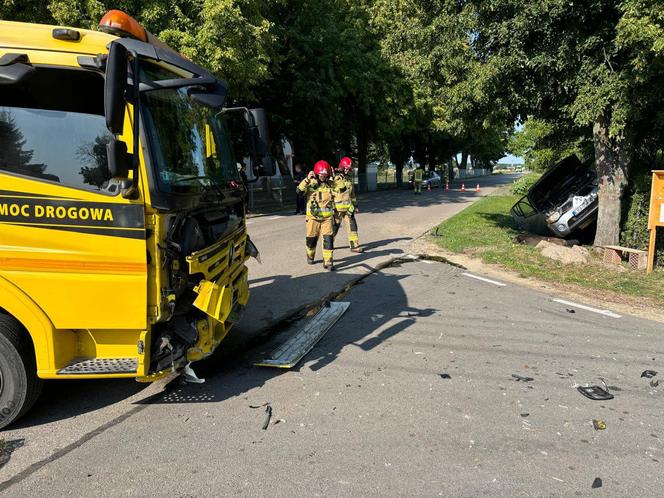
[255,301,350,369]
[57,357,138,375]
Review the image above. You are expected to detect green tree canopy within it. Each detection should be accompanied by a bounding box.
[470,0,664,245]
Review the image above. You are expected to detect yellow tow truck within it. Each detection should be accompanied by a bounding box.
[0,10,273,428]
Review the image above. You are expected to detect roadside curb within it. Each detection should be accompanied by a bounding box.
[412,236,664,324]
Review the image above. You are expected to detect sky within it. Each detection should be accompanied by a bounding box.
[497,153,525,165]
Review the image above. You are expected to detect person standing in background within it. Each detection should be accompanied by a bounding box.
[293,163,306,214]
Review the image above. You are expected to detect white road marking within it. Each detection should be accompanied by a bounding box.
[462,273,506,287]
[267,216,282,220]
[553,299,622,318]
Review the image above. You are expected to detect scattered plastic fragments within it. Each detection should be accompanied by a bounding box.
[641,370,658,379]
[439,373,451,379]
[650,379,660,388]
[262,405,273,430]
[520,413,530,418]
[512,374,535,382]
[592,419,607,430]
[592,477,603,489]
[578,385,614,401]
[566,309,576,314]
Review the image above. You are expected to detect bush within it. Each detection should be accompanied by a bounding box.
[511,173,541,195]
[620,176,664,267]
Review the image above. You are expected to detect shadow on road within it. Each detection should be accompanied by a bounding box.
[135,265,431,407]
[12,379,148,429]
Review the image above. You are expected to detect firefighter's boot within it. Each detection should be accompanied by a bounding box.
[350,241,363,253]
[348,214,362,252]
[306,236,317,264]
[322,233,334,271]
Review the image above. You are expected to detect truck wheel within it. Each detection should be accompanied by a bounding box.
[0,315,43,429]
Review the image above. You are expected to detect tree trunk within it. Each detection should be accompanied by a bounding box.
[390,143,406,187]
[427,134,435,171]
[357,125,368,192]
[592,115,632,247]
[460,151,468,169]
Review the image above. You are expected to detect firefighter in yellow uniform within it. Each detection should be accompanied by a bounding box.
[333,157,363,253]
[413,166,424,194]
[298,160,336,271]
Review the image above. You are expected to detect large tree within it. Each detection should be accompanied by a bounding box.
[369,0,509,177]
[471,0,664,246]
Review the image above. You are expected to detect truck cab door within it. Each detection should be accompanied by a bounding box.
[0,65,147,331]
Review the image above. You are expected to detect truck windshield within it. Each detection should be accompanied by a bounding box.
[141,84,238,194]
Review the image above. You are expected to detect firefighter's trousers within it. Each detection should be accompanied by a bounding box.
[333,210,359,248]
[306,216,334,265]
[414,181,422,194]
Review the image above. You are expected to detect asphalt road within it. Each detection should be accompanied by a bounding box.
[2,174,662,496]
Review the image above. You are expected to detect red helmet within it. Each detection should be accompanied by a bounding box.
[313,160,332,178]
[338,156,352,174]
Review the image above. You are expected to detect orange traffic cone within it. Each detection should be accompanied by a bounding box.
[475,184,480,192]
[461,183,466,192]
[427,183,431,192]
[445,182,449,192]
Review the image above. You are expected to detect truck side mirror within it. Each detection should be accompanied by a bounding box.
[104,42,128,134]
[248,108,274,177]
[107,138,131,178]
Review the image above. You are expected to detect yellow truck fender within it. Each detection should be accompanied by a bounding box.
[0,275,56,374]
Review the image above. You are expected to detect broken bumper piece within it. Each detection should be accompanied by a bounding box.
[255,302,350,369]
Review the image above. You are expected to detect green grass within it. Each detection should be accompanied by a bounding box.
[434,193,664,306]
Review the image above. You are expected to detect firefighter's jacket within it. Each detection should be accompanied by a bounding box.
[414,169,424,182]
[332,173,357,213]
[298,177,335,220]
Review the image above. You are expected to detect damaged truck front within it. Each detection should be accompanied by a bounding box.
[0,12,273,428]
[511,155,598,238]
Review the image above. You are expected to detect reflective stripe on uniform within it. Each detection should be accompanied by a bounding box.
[306,209,334,218]
[335,203,353,210]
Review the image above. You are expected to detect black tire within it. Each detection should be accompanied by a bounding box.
[0,314,43,429]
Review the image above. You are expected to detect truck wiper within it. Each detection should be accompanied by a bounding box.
[171,175,225,201]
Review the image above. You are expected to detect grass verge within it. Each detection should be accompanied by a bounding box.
[433,192,664,307]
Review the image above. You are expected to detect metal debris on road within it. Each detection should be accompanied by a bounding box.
[512,374,535,382]
[578,385,614,401]
[650,379,659,388]
[592,419,607,430]
[255,302,350,368]
[641,370,658,379]
[262,405,273,430]
[249,402,270,409]
[592,477,603,489]
[439,373,451,379]
[520,413,530,417]
[566,309,575,314]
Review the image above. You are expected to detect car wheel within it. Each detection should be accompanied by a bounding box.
[0,314,43,429]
